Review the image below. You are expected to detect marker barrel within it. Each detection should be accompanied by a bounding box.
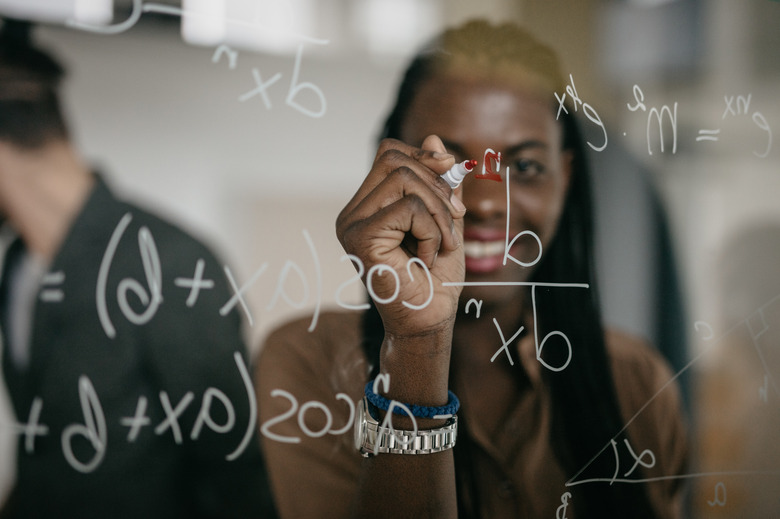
[442,160,476,189]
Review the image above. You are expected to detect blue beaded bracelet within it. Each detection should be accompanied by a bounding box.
[364,380,460,419]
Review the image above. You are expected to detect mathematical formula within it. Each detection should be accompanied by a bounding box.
[4,353,256,473]
[556,75,773,158]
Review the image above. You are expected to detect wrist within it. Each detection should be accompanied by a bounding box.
[382,317,455,356]
[378,331,453,411]
[365,380,460,419]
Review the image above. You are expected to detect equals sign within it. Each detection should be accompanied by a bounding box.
[696,129,720,142]
[39,271,65,302]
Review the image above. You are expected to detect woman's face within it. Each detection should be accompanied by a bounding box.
[399,72,572,309]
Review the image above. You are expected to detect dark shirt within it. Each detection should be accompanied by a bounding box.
[1,176,277,518]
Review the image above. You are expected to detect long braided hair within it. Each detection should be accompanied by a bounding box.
[361,20,659,518]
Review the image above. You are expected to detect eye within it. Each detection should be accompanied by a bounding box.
[510,158,546,180]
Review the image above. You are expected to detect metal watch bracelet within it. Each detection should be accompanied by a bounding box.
[354,397,458,457]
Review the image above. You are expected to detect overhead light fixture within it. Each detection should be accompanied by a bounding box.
[181,0,322,54]
[0,0,113,25]
[180,0,227,47]
[352,0,441,56]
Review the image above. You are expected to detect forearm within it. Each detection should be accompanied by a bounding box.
[338,136,465,518]
[350,330,458,519]
[351,450,457,518]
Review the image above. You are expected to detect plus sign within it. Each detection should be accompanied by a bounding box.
[120,396,152,442]
[174,258,215,307]
[17,397,49,453]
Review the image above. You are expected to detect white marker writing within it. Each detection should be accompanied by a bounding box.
[708,482,727,507]
[226,352,258,461]
[556,492,572,519]
[260,390,356,444]
[61,377,107,473]
[155,391,195,444]
[464,298,483,318]
[335,255,370,311]
[96,213,133,339]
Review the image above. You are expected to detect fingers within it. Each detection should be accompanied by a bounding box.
[345,168,460,256]
[345,138,464,220]
[342,194,447,269]
[352,139,456,206]
[337,137,464,267]
[421,135,467,214]
[373,137,454,171]
[421,134,447,156]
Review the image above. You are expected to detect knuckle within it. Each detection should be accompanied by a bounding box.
[402,193,427,212]
[375,139,393,155]
[341,221,366,252]
[375,139,404,162]
[388,166,418,185]
[432,174,450,192]
[336,208,363,247]
[377,148,407,168]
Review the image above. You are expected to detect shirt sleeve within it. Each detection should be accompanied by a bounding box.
[256,312,366,519]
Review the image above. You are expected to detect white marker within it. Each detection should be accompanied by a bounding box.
[441,159,477,189]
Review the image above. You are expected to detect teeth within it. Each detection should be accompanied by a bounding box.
[463,240,505,259]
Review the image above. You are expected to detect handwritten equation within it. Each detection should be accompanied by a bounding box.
[70,182,588,383]
[4,352,256,473]
[45,211,324,337]
[215,43,327,118]
[556,75,773,158]
[65,0,329,118]
[39,210,430,338]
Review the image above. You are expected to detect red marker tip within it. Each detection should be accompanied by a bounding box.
[465,159,478,171]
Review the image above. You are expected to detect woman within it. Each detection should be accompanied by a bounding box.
[257,20,687,518]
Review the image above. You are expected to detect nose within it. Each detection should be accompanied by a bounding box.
[461,172,506,224]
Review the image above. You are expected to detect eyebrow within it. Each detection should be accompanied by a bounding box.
[505,141,548,155]
[440,138,549,157]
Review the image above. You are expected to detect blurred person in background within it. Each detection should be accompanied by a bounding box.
[0,18,276,518]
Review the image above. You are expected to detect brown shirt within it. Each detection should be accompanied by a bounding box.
[256,310,688,519]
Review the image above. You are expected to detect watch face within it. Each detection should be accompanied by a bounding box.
[354,397,367,451]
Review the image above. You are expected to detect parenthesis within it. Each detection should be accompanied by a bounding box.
[96,213,133,339]
[609,439,620,485]
[226,352,257,461]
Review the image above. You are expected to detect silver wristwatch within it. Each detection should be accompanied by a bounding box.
[353,397,458,457]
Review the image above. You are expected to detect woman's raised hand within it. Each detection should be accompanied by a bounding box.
[336,135,466,340]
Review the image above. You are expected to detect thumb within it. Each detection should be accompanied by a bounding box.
[421,134,448,155]
[422,135,466,216]
[418,134,455,175]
